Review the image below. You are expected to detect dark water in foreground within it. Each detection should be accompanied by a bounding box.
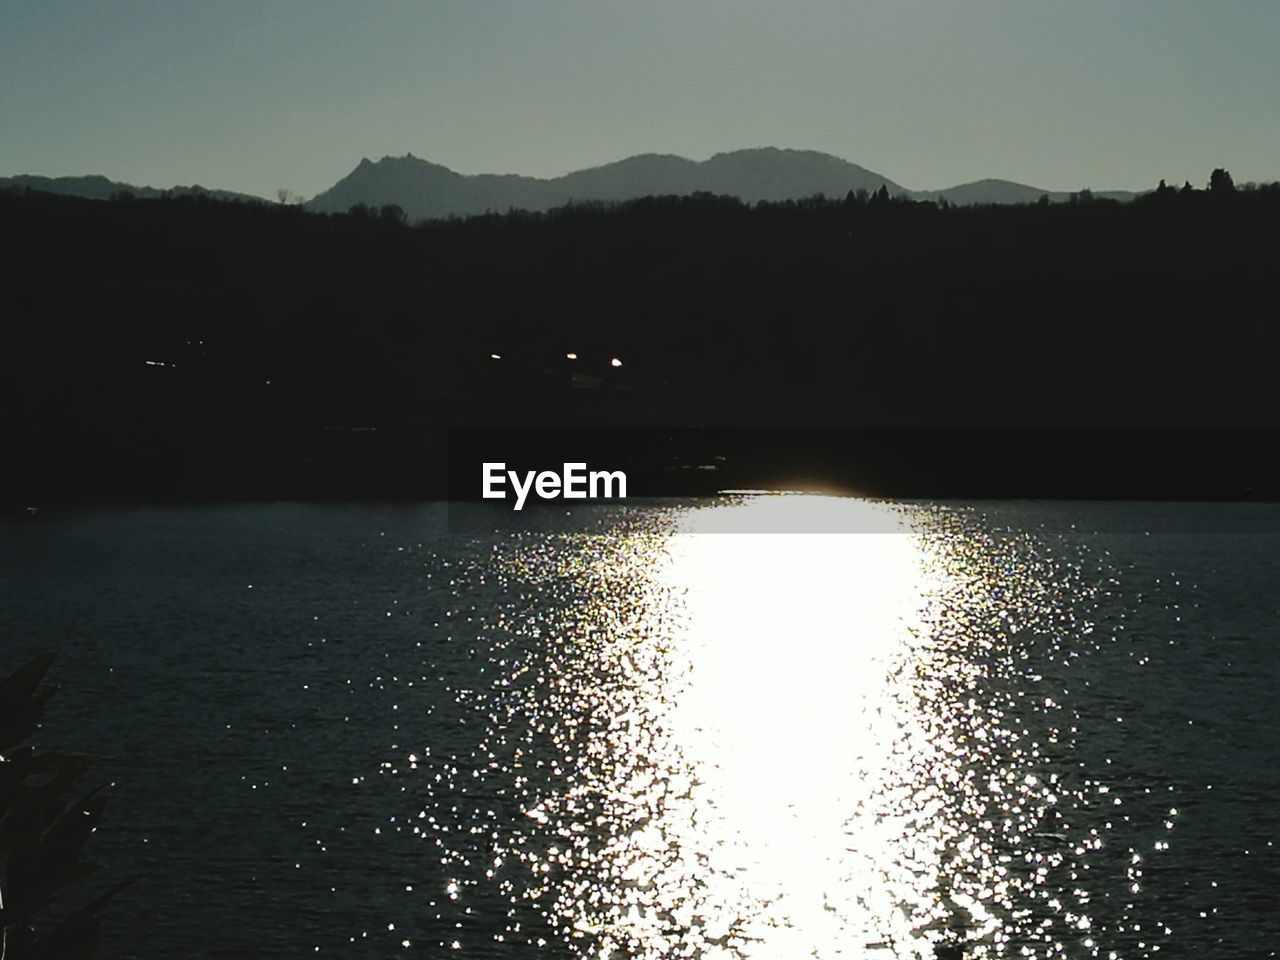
[0,499,1277,959]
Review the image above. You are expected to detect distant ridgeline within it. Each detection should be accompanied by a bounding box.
[1,172,1278,503]
[0,173,261,204]
[0,148,1145,218]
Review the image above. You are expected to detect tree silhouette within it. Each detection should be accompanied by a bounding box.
[378,203,407,225]
[1209,168,1236,194]
[0,655,130,958]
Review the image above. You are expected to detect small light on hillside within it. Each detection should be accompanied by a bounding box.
[610,357,623,368]
[565,352,578,360]
[490,354,501,360]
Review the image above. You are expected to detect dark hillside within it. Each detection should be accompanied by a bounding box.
[3,179,1277,502]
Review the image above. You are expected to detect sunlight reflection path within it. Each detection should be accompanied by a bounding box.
[662,497,936,957]
[469,495,1140,959]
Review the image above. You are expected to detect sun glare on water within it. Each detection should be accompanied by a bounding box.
[422,494,1139,959]
[656,496,941,956]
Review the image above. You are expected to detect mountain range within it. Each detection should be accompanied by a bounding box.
[2,148,1140,220]
[308,148,1140,219]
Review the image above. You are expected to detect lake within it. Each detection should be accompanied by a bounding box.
[1,498,1277,958]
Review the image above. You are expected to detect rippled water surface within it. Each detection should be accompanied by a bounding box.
[1,498,1277,958]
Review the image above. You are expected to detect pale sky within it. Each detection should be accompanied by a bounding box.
[2,0,1277,199]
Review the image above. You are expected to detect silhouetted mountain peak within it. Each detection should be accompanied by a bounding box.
[585,153,697,174]
[354,154,459,177]
[920,178,1140,205]
[707,146,866,168]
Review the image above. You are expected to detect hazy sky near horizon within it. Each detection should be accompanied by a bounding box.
[3,0,1277,198]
